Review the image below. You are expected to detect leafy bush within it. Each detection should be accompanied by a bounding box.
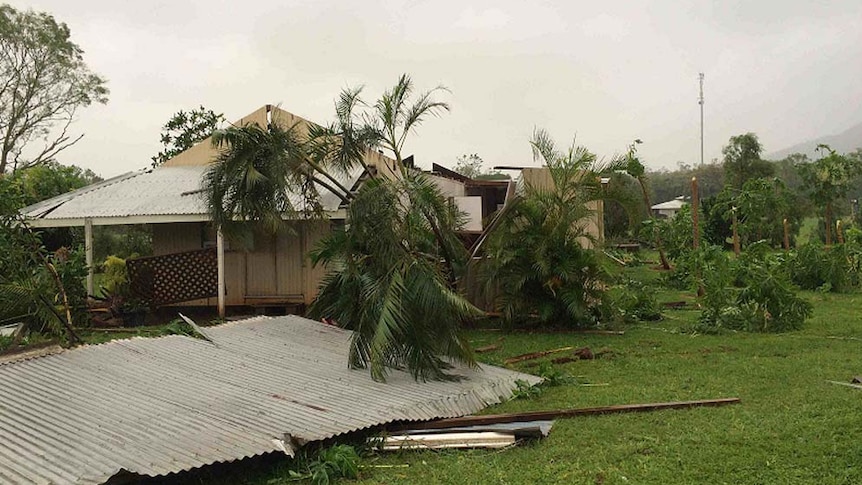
[478,131,616,329]
[604,278,662,323]
[787,242,862,292]
[286,444,360,485]
[308,444,359,485]
[696,244,812,333]
[101,255,128,294]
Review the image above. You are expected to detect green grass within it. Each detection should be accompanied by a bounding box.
[91,261,862,484]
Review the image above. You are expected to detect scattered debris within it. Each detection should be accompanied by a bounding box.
[852,376,862,384]
[0,322,23,338]
[377,419,555,450]
[573,347,594,360]
[377,432,516,450]
[396,398,741,431]
[0,342,64,364]
[504,346,574,365]
[603,250,627,266]
[827,380,862,390]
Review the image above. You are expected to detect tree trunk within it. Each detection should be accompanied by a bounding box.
[732,209,740,256]
[637,178,670,270]
[825,202,833,246]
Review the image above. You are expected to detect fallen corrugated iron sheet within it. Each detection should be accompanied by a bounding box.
[0,315,539,485]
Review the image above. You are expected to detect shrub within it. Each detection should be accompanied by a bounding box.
[697,244,812,333]
[101,255,128,294]
[787,242,862,292]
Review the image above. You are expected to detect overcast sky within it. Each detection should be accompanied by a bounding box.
[14,0,862,177]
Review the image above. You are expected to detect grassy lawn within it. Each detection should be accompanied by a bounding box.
[341,289,862,485]
[80,260,862,485]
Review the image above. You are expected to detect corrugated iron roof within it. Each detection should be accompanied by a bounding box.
[21,165,362,226]
[0,316,539,484]
[651,198,689,210]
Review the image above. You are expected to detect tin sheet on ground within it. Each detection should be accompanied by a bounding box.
[0,316,539,484]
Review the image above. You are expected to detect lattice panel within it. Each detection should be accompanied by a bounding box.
[127,248,218,306]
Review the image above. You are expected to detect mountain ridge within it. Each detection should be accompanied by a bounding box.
[766,121,862,160]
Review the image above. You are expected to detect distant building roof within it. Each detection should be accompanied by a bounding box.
[651,197,689,211]
[0,315,538,484]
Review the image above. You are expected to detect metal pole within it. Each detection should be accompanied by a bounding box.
[84,218,94,296]
[698,73,704,167]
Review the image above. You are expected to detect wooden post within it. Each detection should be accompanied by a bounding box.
[837,220,845,245]
[84,218,94,296]
[731,207,740,256]
[783,218,790,250]
[691,177,700,250]
[217,228,226,319]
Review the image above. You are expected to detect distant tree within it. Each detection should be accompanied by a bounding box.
[453,153,483,178]
[648,162,724,205]
[798,145,862,245]
[722,133,773,188]
[12,161,100,206]
[452,153,507,180]
[0,5,109,174]
[151,106,224,167]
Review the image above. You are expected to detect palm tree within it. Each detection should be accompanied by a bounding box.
[308,173,478,381]
[202,74,476,381]
[476,129,622,327]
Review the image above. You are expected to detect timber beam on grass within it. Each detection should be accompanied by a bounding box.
[392,398,741,431]
[504,346,574,364]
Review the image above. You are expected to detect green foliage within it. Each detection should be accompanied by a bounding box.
[0,179,87,338]
[797,145,862,243]
[0,4,109,173]
[10,161,100,205]
[535,361,573,387]
[101,255,128,294]
[705,177,801,248]
[655,204,703,262]
[152,106,224,168]
[93,225,152,262]
[453,153,484,178]
[478,130,617,328]
[203,122,318,239]
[605,278,662,323]
[787,242,862,292]
[692,244,812,333]
[307,445,360,485]
[648,161,725,206]
[722,133,773,189]
[280,444,360,485]
[511,379,543,400]
[309,174,478,382]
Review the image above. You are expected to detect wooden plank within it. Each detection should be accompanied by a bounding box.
[393,398,741,431]
[504,346,574,365]
[379,432,516,450]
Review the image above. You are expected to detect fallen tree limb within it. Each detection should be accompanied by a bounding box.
[475,344,500,353]
[504,346,574,364]
[393,398,741,431]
